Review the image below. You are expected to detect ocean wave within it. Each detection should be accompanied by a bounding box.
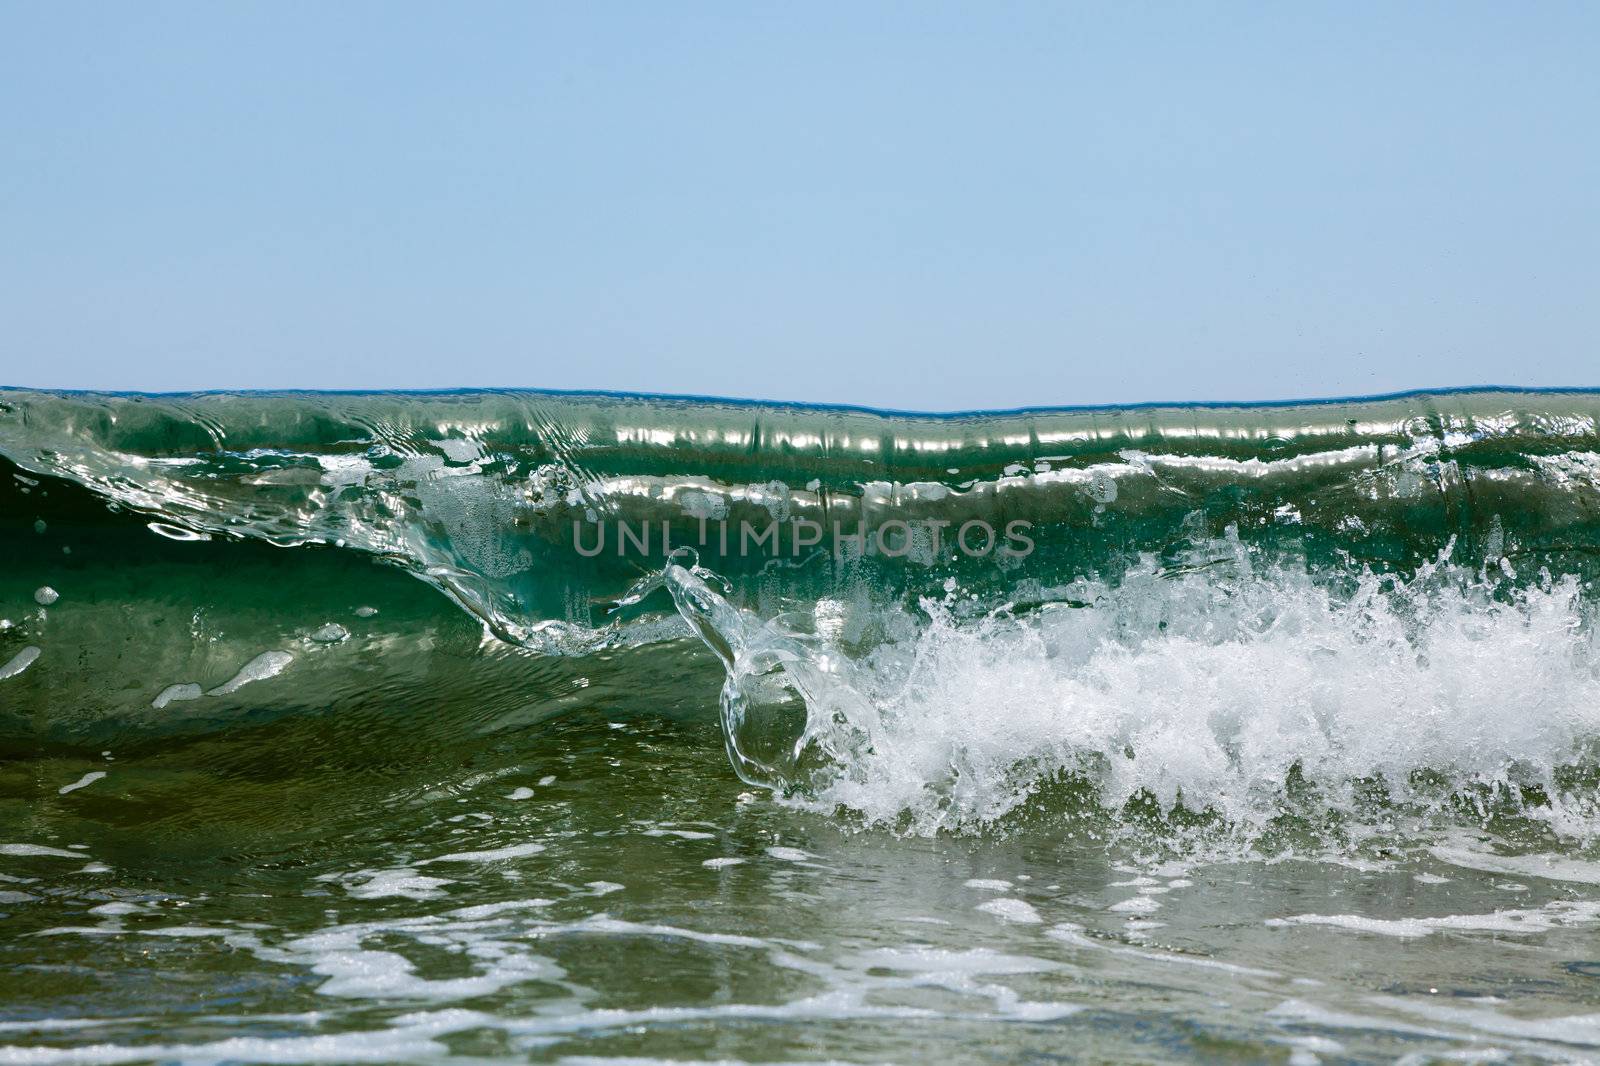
[5,387,1600,845]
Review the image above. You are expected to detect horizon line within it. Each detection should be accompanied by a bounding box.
[3,382,1600,421]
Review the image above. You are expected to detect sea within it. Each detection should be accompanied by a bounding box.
[2,386,1600,1063]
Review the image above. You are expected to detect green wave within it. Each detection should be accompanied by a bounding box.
[5,387,1600,843]
[4,387,1600,648]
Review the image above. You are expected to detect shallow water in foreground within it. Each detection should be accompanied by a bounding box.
[5,388,1600,1062]
[6,700,1600,1064]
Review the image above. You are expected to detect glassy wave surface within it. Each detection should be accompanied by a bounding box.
[4,387,1600,1062]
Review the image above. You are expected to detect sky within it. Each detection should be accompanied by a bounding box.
[2,2,1596,410]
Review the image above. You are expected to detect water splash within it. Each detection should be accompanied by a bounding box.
[620,548,878,793]
[649,536,1600,844]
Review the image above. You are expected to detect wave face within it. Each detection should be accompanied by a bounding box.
[6,387,1600,844]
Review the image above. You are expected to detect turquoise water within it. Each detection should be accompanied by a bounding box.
[3,387,1600,1062]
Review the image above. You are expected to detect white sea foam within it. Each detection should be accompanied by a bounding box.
[151,683,202,709]
[207,652,294,696]
[1108,896,1162,915]
[1266,899,1600,939]
[640,828,716,840]
[1374,995,1600,1047]
[976,898,1043,924]
[0,844,82,859]
[1431,844,1600,885]
[0,1026,453,1065]
[332,868,453,901]
[849,946,1060,975]
[57,772,105,796]
[0,647,40,681]
[668,546,1600,841]
[423,842,544,864]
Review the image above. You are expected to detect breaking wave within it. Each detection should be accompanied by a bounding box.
[6,386,1600,846]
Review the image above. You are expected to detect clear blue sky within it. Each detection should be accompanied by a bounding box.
[2,2,1596,409]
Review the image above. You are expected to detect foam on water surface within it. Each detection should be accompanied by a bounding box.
[206,652,294,696]
[150,683,201,710]
[55,773,104,797]
[423,843,546,865]
[1266,899,1600,939]
[0,647,40,681]
[0,845,82,859]
[975,898,1043,924]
